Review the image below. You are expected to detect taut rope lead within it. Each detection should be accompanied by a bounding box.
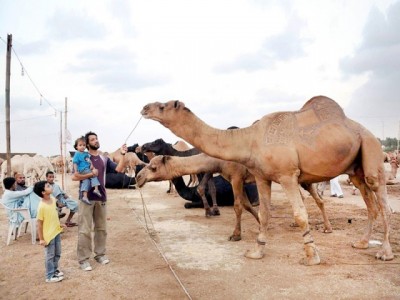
[125,116,143,144]
[131,189,193,300]
[124,114,192,299]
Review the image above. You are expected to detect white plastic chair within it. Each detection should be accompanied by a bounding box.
[0,201,37,245]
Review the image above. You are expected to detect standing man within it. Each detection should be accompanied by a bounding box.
[330,176,344,198]
[72,131,127,271]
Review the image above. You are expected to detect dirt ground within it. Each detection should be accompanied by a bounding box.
[0,173,399,300]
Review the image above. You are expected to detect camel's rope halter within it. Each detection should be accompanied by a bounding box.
[131,189,192,300]
[126,115,193,300]
[124,116,143,144]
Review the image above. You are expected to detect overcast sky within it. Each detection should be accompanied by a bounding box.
[0,0,399,157]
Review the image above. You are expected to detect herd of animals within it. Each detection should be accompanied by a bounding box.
[1,96,399,266]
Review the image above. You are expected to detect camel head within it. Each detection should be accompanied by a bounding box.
[141,138,167,153]
[135,155,172,187]
[141,100,190,126]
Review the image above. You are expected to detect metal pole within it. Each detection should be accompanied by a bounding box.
[60,111,64,189]
[397,120,400,153]
[63,97,67,192]
[5,34,12,176]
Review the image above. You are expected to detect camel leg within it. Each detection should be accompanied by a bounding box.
[206,174,220,216]
[197,173,220,217]
[244,178,271,260]
[350,173,393,260]
[188,174,198,187]
[167,180,173,193]
[229,179,259,242]
[306,183,333,233]
[358,134,393,260]
[281,176,320,266]
[349,174,375,249]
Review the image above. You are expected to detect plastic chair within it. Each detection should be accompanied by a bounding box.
[0,201,37,245]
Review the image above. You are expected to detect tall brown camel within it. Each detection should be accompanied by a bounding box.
[141,95,393,265]
[136,154,333,241]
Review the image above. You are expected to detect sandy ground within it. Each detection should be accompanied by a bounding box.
[0,173,399,300]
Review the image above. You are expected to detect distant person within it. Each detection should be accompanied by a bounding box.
[1,177,41,225]
[330,176,344,198]
[73,136,102,205]
[33,181,65,283]
[15,172,66,218]
[15,173,28,191]
[72,131,127,271]
[46,171,78,227]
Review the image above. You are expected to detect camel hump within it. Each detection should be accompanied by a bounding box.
[300,95,346,121]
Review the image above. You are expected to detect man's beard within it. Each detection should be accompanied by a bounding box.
[88,143,100,150]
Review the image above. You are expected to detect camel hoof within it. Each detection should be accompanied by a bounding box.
[375,250,394,261]
[228,235,241,242]
[212,208,221,216]
[323,228,333,234]
[352,240,369,249]
[300,255,321,266]
[244,249,264,259]
[205,210,213,217]
[303,244,321,265]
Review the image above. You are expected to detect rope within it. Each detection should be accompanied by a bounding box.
[125,116,143,144]
[122,115,193,298]
[129,190,193,300]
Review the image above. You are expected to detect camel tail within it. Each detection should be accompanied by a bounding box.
[360,130,388,214]
[360,132,386,190]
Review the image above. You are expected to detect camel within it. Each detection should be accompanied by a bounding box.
[107,147,147,177]
[141,95,393,265]
[140,139,219,216]
[169,175,259,208]
[136,154,333,241]
[50,154,72,174]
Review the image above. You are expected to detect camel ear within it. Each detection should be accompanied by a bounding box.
[173,100,187,110]
[161,155,171,164]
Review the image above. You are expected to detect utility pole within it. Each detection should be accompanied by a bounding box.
[60,110,64,189]
[397,120,400,153]
[63,97,67,192]
[5,34,12,176]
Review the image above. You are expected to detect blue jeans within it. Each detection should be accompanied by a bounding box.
[45,233,62,279]
[80,169,101,192]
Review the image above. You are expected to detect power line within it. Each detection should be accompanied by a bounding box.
[0,113,57,124]
[1,35,62,114]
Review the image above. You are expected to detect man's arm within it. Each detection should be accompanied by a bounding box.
[115,144,128,173]
[71,170,98,181]
[2,187,33,204]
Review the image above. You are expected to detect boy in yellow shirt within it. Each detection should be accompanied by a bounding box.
[33,181,65,283]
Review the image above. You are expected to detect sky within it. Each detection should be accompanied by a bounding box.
[0,0,399,157]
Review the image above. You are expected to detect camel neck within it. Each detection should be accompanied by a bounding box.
[168,114,251,164]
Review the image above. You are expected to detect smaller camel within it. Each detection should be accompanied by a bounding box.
[136,154,333,241]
